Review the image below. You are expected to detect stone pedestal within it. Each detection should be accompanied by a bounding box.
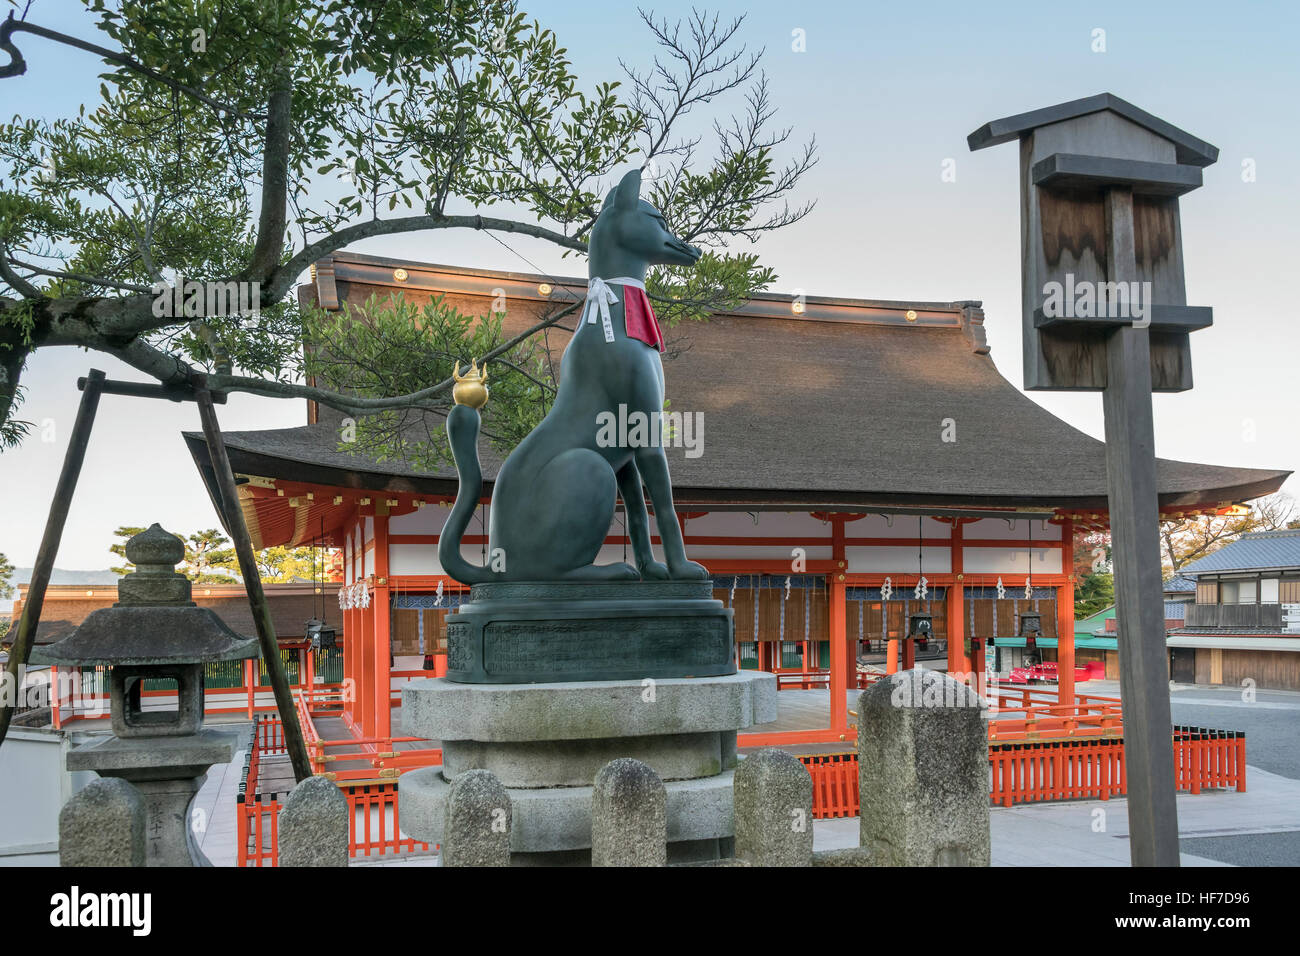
[401,671,776,864]
[444,581,735,683]
[66,729,236,867]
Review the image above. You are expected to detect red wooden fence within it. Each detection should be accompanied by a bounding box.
[800,726,1245,819]
[237,716,433,867]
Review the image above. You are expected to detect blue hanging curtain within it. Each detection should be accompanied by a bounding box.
[393,590,466,655]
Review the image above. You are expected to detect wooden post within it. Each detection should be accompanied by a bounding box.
[358,590,373,739]
[303,644,315,710]
[372,511,392,741]
[195,385,313,782]
[50,665,61,729]
[1056,517,1076,706]
[969,95,1219,865]
[245,658,255,718]
[0,369,104,748]
[948,521,969,677]
[827,518,850,733]
[1102,187,1180,866]
[828,572,849,733]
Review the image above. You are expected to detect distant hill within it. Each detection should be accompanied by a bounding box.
[12,567,122,586]
[2,567,122,615]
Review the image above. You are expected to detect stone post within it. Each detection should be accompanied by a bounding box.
[279,775,350,867]
[442,769,511,867]
[733,749,813,866]
[591,758,666,867]
[59,778,146,867]
[858,669,990,866]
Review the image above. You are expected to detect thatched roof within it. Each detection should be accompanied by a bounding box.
[183,253,1288,544]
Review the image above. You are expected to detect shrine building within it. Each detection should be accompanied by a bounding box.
[183,251,1289,750]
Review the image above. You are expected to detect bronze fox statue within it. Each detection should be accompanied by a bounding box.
[439,168,710,584]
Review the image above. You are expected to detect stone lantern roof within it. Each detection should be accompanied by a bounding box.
[32,524,259,667]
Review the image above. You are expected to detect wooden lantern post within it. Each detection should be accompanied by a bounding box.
[970,94,1219,866]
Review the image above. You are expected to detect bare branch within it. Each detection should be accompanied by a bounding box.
[0,242,41,298]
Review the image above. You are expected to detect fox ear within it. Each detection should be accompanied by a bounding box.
[611,168,642,211]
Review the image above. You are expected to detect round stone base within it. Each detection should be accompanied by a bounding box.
[402,671,777,743]
[401,766,736,854]
[440,731,734,787]
[399,672,774,862]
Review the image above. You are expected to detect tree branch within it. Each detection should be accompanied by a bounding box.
[262,214,588,304]
[245,62,293,281]
[0,12,266,120]
[0,242,41,298]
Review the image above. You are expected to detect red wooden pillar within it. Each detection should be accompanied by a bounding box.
[828,572,849,733]
[1057,517,1076,706]
[343,515,359,729]
[343,606,353,721]
[356,517,373,738]
[828,517,850,733]
[947,520,970,678]
[303,642,316,709]
[245,657,255,718]
[358,598,373,739]
[372,511,392,740]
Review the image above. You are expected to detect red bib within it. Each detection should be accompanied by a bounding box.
[621,284,666,353]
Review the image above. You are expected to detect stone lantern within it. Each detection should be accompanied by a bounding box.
[36,523,258,866]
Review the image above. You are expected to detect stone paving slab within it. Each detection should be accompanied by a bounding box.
[812,765,1300,866]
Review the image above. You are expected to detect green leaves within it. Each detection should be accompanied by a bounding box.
[0,1,815,469]
[301,292,551,470]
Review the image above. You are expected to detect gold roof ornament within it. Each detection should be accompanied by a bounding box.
[452,359,490,409]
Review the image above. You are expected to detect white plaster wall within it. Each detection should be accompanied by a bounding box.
[390,506,450,535]
[685,545,833,562]
[681,511,832,538]
[965,518,1061,540]
[845,546,952,573]
[0,728,96,863]
[388,543,439,576]
[846,514,952,539]
[961,547,1062,574]
[388,542,500,577]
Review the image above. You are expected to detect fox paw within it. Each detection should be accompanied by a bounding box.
[638,560,671,580]
[668,559,710,581]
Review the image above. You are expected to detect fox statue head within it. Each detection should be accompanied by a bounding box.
[587,168,702,279]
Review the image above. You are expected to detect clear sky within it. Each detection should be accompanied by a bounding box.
[2,0,1297,569]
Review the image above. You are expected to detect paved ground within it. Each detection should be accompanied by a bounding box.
[816,764,1300,865]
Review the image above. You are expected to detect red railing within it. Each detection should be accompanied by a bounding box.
[799,752,859,818]
[801,726,1245,818]
[236,715,435,866]
[294,691,442,783]
[988,726,1245,807]
[237,716,284,867]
